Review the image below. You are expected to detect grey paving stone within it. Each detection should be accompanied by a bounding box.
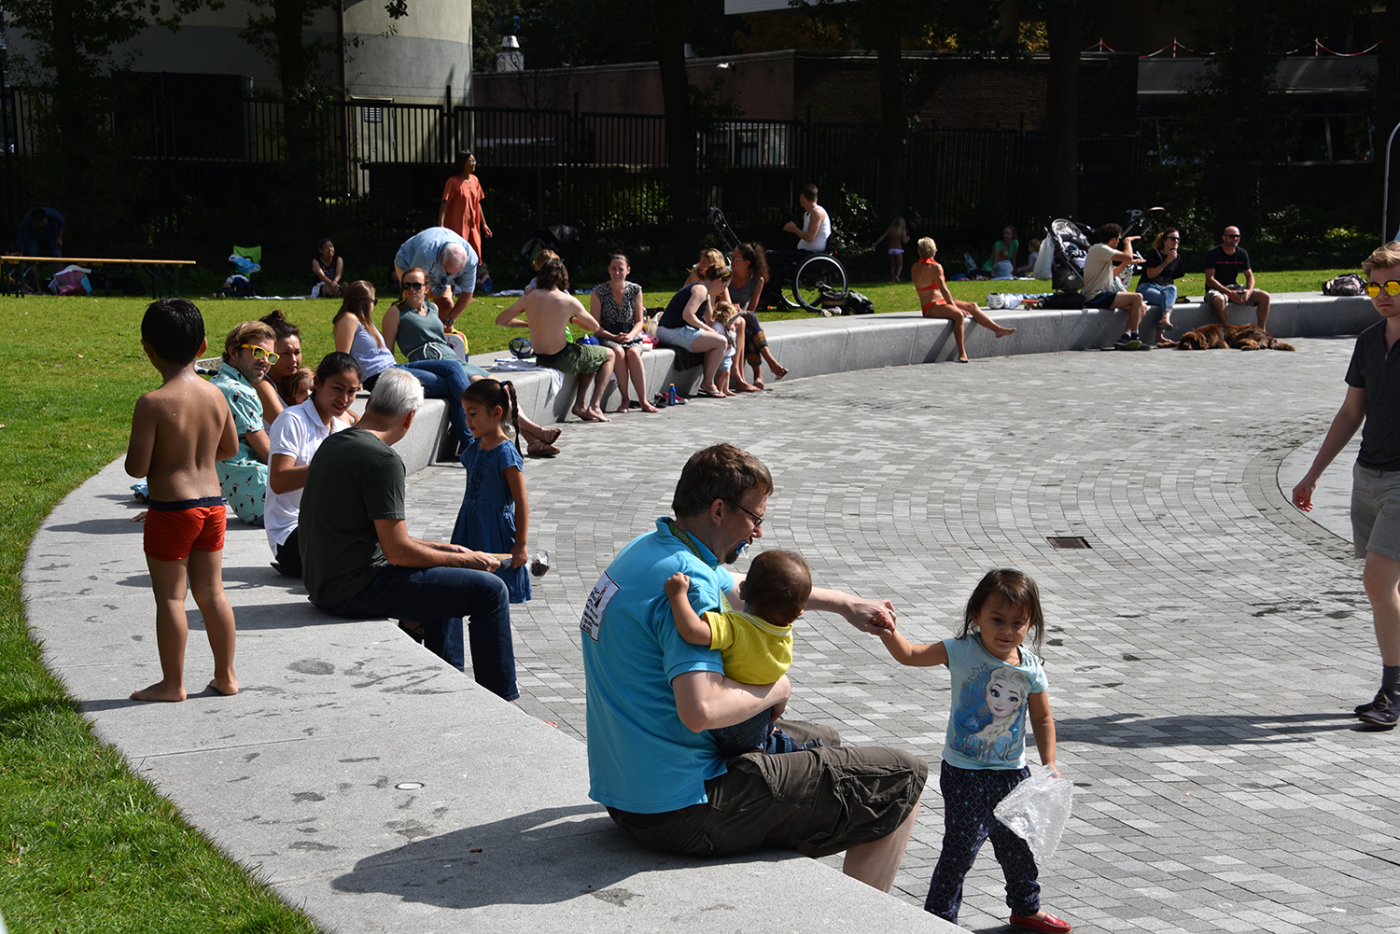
[25,329,1400,934]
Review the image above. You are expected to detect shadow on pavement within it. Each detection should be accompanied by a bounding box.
[1058,710,1367,746]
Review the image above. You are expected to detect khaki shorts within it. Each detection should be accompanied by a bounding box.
[535,341,610,375]
[1205,287,1264,306]
[1351,462,1400,561]
[606,720,927,859]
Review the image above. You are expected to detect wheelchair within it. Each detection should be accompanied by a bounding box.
[706,206,848,312]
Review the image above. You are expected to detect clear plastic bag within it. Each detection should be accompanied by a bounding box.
[994,766,1073,863]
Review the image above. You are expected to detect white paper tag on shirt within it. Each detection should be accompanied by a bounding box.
[579,572,619,642]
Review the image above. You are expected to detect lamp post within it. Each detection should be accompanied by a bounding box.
[1384,120,1400,243]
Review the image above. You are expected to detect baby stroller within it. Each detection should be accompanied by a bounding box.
[518,225,581,286]
[1042,218,1092,292]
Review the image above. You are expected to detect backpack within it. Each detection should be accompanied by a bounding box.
[843,289,875,315]
[1042,291,1086,309]
[1324,273,1365,297]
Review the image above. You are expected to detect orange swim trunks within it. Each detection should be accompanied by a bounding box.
[143,497,228,562]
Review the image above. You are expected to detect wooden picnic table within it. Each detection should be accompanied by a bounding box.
[1,255,196,298]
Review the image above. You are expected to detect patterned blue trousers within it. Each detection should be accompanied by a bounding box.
[925,761,1040,923]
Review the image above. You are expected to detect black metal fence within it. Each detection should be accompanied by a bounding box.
[0,87,1138,266]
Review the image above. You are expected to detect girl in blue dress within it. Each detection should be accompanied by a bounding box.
[451,379,531,602]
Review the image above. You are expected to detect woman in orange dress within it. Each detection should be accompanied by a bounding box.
[438,150,492,262]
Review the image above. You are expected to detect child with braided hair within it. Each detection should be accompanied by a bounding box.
[450,379,532,602]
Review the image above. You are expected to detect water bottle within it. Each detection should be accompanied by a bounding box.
[667,383,678,406]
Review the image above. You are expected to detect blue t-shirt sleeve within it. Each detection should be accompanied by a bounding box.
[654,556,726,682]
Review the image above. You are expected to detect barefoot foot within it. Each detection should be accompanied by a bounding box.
[208,677,239,696]
[131,681,186,702]
[584,406,612,422]
[614,402,630,414]
[995,326,1017,338]
[957,355,970,363]
[641,401,661,413]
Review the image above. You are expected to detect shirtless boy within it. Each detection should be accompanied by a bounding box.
[125,298,241,702]
[495,256,615,422]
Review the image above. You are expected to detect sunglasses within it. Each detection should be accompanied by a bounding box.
[1366,280,1400,298]
[240,345,279,364]
[403,282,426,291]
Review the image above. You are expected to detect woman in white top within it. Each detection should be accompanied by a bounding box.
[264,352,362,576]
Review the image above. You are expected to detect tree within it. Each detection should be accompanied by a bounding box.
[1042,0,1082,219]
[654,0,696,265]
[6,0,203,223]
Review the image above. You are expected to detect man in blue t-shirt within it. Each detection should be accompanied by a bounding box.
[1203,225,1272,329]
[393,227,478,325]
[581,444,926,891]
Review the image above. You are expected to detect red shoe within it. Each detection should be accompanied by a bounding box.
[1009,912,1072,933]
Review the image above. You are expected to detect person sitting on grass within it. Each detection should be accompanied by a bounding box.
[664,549,818,757]
[495,257,616,423]
[125,298,239,702]
[911,238,1017,363]
[1082,223,1147,351]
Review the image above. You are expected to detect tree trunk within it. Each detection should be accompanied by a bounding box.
[875,24,905,228]
[273,0,319,245]
[654,0,695,267]
[1044,0,1082,220]
[47,0,90,202]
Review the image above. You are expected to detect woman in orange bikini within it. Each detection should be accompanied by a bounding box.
[911,237,1016,362]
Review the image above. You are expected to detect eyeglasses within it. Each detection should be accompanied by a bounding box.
[1165,236,1180,241]
[403,282,426,291]
[1366,280,1400,298]
[239,345,279,364]
[726,500,764,529]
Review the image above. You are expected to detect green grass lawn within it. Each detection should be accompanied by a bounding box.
[0,268,1365,929]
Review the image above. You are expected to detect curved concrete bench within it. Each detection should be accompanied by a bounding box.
[393,293,1379,475]
[22,292,1373,932]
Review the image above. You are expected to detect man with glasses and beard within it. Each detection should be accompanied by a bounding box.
[1204,225,1272,329]
[580,444,926,892]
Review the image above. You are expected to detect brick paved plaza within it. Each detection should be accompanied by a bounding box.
[406,335,1400,933]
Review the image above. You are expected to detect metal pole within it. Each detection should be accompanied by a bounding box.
[1385,120,1400,243]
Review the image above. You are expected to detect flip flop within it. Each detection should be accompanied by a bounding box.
[693,389,724,399]
[527,441,560,458]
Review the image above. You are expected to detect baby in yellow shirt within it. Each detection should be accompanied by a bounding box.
[664,549,818,756]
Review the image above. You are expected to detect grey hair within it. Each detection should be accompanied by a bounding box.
[442,243,469,274]
[367,368,425,418]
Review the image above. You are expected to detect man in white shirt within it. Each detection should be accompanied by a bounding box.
[1082,223,1147,351]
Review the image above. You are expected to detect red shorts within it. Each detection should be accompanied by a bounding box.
[143,497,227,562]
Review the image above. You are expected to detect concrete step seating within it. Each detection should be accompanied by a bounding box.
[23,293,1374,933]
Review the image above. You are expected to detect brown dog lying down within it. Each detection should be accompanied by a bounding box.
[1175,323,1296,352]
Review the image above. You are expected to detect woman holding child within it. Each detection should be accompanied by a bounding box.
[591,253,658,413]
[657,265,733,398]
